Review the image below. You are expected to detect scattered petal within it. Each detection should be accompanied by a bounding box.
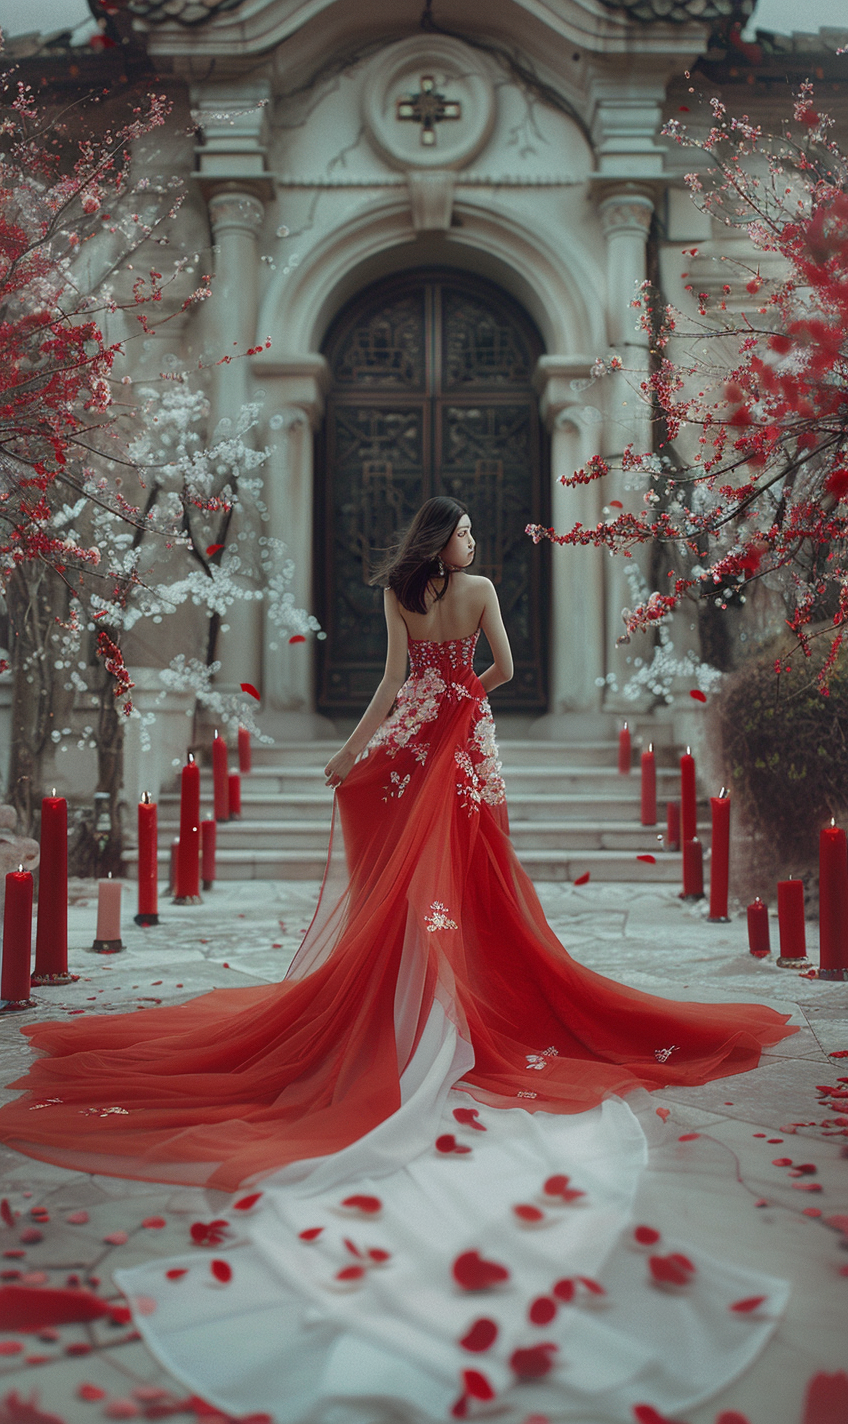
[513,1204,545,1224]
[210,1260,231,1284]
[78,1383,107,1400]
[367,1249,391,1264]
[656,1108,670,1123]
[340,1195,382,1216]
[510,1343,557,1379]
[573,872,590,886]
[689,689,707,703]
[452,1250,510,1291]
[298,1228,324,1242]
[730,1296,766,1313]
[633,1226,661,1247]
[678,1133,700,1142]
[637,854,656,864]
[288,635,306,644]
[802,1370,848,1424]
[463,1368,495,1401]
[528,1296,557,1325]
[0,1202,13,1229]
[234,1193,263,1212]
[206,544,224,556]
[459,1318,498,1353]
[552,1278,575,1302]
[240,683,260,700]
[165,1269,187,1281]
[142,1217,166,1230]
[65,1211,89,1226]
[453,1108,486,1131]
[335,1265,365,1282]
[103,1231,128,1246]
[649,1253,696,1289]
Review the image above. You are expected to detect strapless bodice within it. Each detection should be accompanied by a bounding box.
[407,630,479,676]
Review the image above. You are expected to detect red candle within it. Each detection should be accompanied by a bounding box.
[680,748,697,844]
[32,791,73,986]
[747,898,770,958]
[1,868,34,1008]
[201,818,216,890]
[228,771,241,819]
[819,819,848,978]
[681,837,704,898]
[665,800,681,852]
[212,731,229,823]
[238,727,251,775]
[136,792,158,926]
[174,755,201,903]
[708,789,731,922]
[776,878,809,966]
[640,743,657,825]
[618,723,631,775]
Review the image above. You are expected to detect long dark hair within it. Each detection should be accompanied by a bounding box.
[370,496,468,615]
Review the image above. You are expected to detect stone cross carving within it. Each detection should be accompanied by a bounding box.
[396,75,462,147]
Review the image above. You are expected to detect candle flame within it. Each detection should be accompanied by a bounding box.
[141,790,151,804]
[686,746,691,756]
[107,871,112,879]
[52,788,56,797]
[831,816,836,827]
[214,729,219,739]
[187,752,195,764]
[17,863,23,873]
[648,742,653,753]
[719,787,727,798]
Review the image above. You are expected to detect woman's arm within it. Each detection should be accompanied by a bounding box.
[477,578,514,694]
[324,589,409,787]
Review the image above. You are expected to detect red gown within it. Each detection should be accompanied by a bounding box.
[0,631,795,1192]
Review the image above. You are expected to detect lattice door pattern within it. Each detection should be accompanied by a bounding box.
[318,271,548,712]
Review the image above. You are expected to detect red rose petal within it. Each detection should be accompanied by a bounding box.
[234,1193,263,1211]
[288,635,306,644]
[142,1217,166,1229]
[78,1383,107,1401]
[689,689,707,702]
[340,1195,382,1215]
[771,1158,793,1167]
[634,1226,661,1246]
[66,1211,89,1225]
[715,1412,753,1424]
[0,1200,13,1228]
[206,544,224,556]
[19,1230,42,1245]
[240,682,260,700]
[678,1133,700,1141]
[453,1108,487,1131]
[802,1370,848,1424]
[367,1248,391,1264]
[165,1269,187,1281]
[529,1296,557,1325]
[513,1204,545,1223]
[452,1250,510,1291]
[633,1408,686,1424]
[299,1227,324,1242]
[609,500,623,509]
[578,1277,606,1296]
[552,1278,575,1302]
[459,1318,498,1353]
[0,1343,22,1355]
[343,1238,363,1258]
[649,1253,696,1288]
[543,1174,569,1196]
[730,1295,766,1313]
[210,1259,231,1283]
[573,872,590,885]
[463,1368,495,1401]
[510,1343,557,1379]
[437,1135,459,1153]
[637,854,656,864]
[103,1232,128,1247]
[335,1264,365,1282]
[656,1108,670,1122]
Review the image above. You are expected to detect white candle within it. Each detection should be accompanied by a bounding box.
[96,876,122,942]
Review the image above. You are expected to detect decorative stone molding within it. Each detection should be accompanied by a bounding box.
[207,190,266,237]
[361,36,495,173]
[598,192,655,239]
[407,170,455,232]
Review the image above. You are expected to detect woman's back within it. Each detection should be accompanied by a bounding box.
[393,573,489,644]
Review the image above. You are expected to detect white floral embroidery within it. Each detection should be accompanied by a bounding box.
[425,901,458,932]
[517,1090,538,1099]
[29,1098,63,1110]
[454,748,483,815]
[369,668,446,758]
[654,1045,679,1064]
[410,743,429,765]
[449,681,473,701]
[79,1106,131,1117]
[526,1055,549,1071]
[471,702,506,806]
[382,771,411,803]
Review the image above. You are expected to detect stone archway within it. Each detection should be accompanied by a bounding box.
[315,266,548,715]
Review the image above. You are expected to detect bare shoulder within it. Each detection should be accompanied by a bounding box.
[463,574,496,606]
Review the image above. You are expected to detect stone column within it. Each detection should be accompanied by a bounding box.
[597,189,655,697]
[531,358,607,738]
[205,188,266,695]
[250,355,334,741]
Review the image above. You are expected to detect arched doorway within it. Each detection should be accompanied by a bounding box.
[316,269,549,713]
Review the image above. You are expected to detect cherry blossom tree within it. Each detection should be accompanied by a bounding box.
[528,84,848,698]
[0,53,317,868]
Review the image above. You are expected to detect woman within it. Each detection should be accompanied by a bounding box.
[0,498,796,1422]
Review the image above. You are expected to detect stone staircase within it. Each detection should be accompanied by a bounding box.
[126,740,707,884]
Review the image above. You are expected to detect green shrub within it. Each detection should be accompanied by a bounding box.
[715,639,848,902]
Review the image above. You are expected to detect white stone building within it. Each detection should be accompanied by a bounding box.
[5,0,848,809]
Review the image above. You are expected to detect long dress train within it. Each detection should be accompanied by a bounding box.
[0,632,798,1420]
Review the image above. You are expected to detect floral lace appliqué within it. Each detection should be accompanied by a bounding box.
[425,901,458,933]
[382,771,410,803]
[525,1048,559,1071]
[79,1106,131,1117]
[654,1045,679,1064]
[369,668,445,760]
[29,1098,63,1110]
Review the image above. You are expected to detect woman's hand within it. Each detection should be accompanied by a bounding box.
[324,747,357,789]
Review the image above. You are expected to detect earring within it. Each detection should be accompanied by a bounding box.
[436,557,446,576]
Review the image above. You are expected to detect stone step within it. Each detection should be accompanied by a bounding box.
[241,739,670,770]
[169,765,684,799]
[150,816,709,854]
[124,846,689,884]
[153,791,691,825]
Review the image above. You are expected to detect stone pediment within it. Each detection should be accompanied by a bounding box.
[141,0,717,59]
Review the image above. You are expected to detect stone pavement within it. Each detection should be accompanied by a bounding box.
[0,877,845,1424]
